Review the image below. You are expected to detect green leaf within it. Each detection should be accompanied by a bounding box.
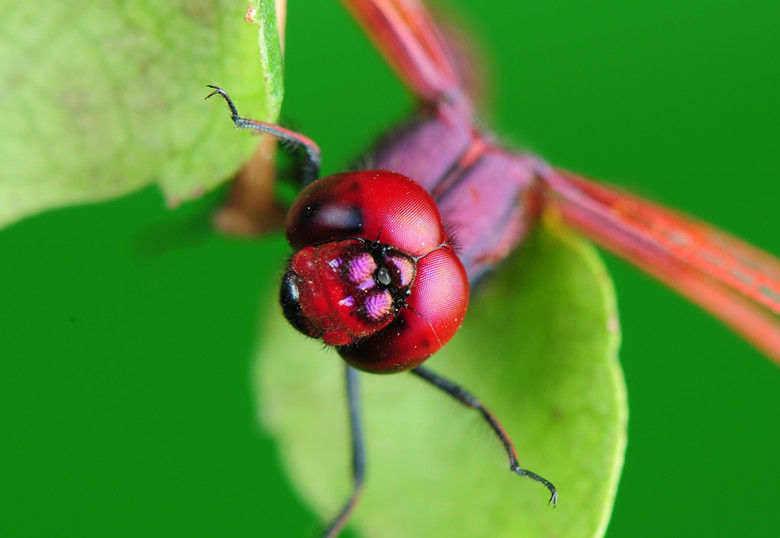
[0,0,284,229]
[246,0,285,121]
[255,220,627,537]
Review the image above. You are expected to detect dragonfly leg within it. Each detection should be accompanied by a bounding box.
[205,85,322,186]
[411,366,558,506]
[322,366,366,538]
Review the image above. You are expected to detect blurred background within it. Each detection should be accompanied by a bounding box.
[2,0,779,536]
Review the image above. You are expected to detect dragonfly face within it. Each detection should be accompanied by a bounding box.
[280,170,469,372]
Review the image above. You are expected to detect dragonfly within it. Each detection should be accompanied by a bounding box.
[208,0,780,535]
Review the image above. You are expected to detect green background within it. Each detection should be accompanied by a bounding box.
[2,0,780,536]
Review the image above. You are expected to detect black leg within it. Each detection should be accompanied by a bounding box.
[205,85,322,186]
[322,366,366,538]
[411,366,557,506]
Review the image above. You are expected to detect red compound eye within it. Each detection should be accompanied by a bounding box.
[286,171,447,257]
[280,171,469,373]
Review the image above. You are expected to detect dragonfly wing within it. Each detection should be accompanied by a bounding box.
[540,168,780,365]
[339,0,468,107]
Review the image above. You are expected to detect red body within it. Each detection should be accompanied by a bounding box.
[278,0,780,371]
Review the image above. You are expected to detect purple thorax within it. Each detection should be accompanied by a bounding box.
[363,103,540,282]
